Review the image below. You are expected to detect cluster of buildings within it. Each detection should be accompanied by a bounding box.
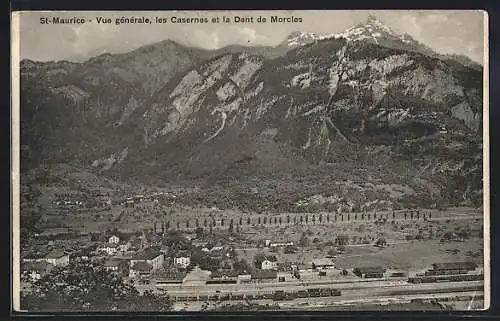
[118,191,176,207]
[21,221,481,296]
[20,230,192,285]
[21,231,311,290]
[50,191,112,210]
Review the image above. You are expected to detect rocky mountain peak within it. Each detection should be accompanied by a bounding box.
[282,16,423,52]
[335,15,405,43]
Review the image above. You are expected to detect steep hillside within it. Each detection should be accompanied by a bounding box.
[20,40,215,168]
[99,36,482,211]
[19,17,483,213]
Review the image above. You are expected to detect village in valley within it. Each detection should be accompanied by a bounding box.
[20,185,485,311]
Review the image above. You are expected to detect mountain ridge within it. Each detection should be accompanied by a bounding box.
[20,17,483,213]
[21,16,481,68]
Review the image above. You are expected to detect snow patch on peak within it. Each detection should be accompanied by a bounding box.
[286,31,336,47]
[284,17,410,48]
[335,17,400,43]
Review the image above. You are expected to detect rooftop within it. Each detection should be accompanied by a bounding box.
[264,255,278,262]
[104,259,121,267]
[45,249,68,259]
[312,258,335,266]
[132,247,162,260]
[211,270,240,279]
[22,261,53,273]
[174,252,191,258]
[255,254,277,263]
[251,270,277,280]
[22,250,49,260]
[154,270,187,281]
[432,262,477,270]
[131,261,153,272]
[354,267,386,274]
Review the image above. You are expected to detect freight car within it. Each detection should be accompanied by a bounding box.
[297,290,309,298]
[307,288,321,297]
[330,289,341,296]
[319,288,331,297]
[270,288,341,301]
[231,294,244,300]
[172,288,343,303]
[272,290,287,301]
[424,269,468,276]
[408,273,483,284]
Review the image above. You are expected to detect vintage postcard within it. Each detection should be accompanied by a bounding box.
[11,10,489,312]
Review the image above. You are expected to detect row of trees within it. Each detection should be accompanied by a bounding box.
[153,210,421,232]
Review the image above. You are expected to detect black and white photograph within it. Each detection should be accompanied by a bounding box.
[11,10,489,312]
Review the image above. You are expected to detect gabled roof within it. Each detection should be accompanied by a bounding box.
[254,253,277,263]
[354,266,385,274]
[432,262,477,270]
[22,261,53,273]
[45,249,68,259]
[264,255,278,262]
[155,270,187,281]
[104,259,121,267]
[22,251,47,260]
[132,247,162,260]
[131,261,153,272]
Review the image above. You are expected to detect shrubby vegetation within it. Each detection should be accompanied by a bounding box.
[22,260,173,311]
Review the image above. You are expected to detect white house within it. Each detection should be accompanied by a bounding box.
[44,250,70,267]
[174,256,191,268]
[311,258,335,270]
[104,259,121,272]
[109,235,120,244]
[265,239,293,248]
[261,258,278,270]
[118,241,131,252]
[270,241,294,248]
[100,243,119,256]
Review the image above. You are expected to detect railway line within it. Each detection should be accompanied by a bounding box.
[171,291,484,311]
[157,279,483,302]
[142,273,483,295]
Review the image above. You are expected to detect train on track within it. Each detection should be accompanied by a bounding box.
[408,273,483,284]
[171,288,342,302]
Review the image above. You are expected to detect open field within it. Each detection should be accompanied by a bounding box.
[236,237,483,272]
[335,239,483,273]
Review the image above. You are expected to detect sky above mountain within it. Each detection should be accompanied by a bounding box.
[16,10,486,63]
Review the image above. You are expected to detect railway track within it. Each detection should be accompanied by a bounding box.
[165,280,483,302]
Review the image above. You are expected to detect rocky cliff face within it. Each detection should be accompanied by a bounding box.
[20,17,483,212]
